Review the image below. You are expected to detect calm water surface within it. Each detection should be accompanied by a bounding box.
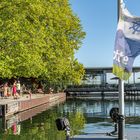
[0,99,140,140]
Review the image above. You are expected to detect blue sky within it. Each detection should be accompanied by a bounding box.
[69,0,140,67]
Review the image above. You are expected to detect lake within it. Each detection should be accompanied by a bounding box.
[0,99,140,140]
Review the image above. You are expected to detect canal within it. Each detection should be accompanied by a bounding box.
[0,99,140,140]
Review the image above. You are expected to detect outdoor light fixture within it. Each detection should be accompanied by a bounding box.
[55,117,70,140]
[110,107,119,123]
[107,107,119,136]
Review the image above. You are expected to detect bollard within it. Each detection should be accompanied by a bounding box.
[118,115,126,140]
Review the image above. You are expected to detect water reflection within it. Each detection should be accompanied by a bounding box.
[0,99,140,140]
[61,99,140,136]
[63,99,140,118]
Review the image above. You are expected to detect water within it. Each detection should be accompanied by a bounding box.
[0,99,140,140]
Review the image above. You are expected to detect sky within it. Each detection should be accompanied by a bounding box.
[69,0,140,68]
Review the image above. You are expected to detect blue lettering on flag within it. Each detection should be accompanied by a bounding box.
[129,21,140,34]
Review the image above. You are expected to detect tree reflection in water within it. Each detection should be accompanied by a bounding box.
[0,102,85,140]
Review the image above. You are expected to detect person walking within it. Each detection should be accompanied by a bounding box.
[16,81,21,96]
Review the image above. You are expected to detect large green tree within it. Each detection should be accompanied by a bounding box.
[0,0,85,84]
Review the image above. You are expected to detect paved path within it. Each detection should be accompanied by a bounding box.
[71,130,140,140]
[0,94,46,105]
[70,133,117,140]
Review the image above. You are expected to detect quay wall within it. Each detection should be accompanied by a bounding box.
[19,93,65,112]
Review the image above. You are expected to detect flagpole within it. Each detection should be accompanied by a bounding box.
[118,79,125,139]
[118,0,120,21]
[118,0,126,139]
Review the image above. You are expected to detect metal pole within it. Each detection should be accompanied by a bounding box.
[117,0,120,21]
[119,79,124,115]
[118,0,126,139]
[118,79,126,140]
[133,72,135,87]
[65,126,70,140]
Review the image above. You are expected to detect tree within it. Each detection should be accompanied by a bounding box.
[0,0,85,85]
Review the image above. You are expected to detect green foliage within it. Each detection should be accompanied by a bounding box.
[0,0,85,84]
[68,111,86,135]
